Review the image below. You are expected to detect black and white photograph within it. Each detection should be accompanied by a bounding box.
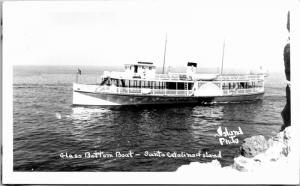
[2,0,300,184]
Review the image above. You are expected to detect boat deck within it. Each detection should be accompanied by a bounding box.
[74,83,264,97]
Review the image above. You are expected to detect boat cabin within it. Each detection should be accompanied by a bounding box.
[124,61,156,79]
[98,61,264,97]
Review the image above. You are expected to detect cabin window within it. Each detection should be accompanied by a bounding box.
[241,82,244,89]
[158,82,166,89]
[134,65,138,73]
[177,82,184,90]
[257,80,263,88]
[165,82,186,90]
[188,83,193,90]
[166,82,176,89]
[222,83,229,90]
[142,81,146,88]
[110,79,115,86]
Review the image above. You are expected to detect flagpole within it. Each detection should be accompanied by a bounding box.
[76,68,79,83]
[76,72,78,83]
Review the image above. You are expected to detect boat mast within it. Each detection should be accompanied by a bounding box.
[221,39,225,75]
[220,39,226,91]
[162,33,167,74]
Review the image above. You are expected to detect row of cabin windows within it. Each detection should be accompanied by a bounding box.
[103,79,263,90]
[125,65,153,73]
[222,81,263,90]
[106,79,193,90]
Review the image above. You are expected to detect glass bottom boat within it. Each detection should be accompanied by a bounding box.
[72,62,265,106]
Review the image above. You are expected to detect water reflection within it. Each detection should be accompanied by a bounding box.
[105,106,210,155]
[189,106,224,140]
[68,107,112,121]
[220,100,264,137]
[66,107,113,142]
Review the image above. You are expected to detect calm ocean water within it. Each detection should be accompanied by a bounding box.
[13,66,286,171]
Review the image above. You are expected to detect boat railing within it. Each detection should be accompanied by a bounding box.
[155,73,187,81]
[218,74,264,81]
[93,85,194,96]
[105,71,188,81]
[75,84,263,97]
[222,87,264,95]
[104,71,264,82]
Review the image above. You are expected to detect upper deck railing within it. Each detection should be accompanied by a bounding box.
[108,71,189,81]
[222,87,264,96]
[106,71,264,82]
[155,73,189,81]
[217,74,264,81]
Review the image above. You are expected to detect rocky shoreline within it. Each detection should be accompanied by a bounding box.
[177,126,294,173]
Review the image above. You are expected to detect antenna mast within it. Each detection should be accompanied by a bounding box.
[162,33,167,74]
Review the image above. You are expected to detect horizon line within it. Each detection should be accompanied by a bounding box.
[12,64,285,73]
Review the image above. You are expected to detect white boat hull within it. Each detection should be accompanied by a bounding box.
[72,84,264,106]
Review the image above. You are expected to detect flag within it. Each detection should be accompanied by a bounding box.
[77,68,81,75]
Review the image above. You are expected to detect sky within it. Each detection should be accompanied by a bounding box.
[3,0,291,72]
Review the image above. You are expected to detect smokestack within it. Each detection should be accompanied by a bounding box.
[186,62,197,75]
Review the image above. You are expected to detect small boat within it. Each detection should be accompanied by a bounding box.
[72,61,265,106]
